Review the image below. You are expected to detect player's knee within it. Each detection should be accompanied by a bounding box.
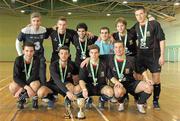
[144,84,153,94]
[9,82,20,95]
[30,81,40,90]
[103,86,113,97]
[114,88,125,98]
[74,85,81,94]
[37,86,49,98]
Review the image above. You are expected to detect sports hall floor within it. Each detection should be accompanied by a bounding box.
[0,62,180,121]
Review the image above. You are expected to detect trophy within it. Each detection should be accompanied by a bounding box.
[76,98,86,119]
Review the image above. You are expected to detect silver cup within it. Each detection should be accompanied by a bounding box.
[76,98,86,119]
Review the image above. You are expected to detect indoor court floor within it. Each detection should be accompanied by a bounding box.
[0,62,180,121]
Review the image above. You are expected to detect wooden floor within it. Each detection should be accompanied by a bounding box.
[0,62,180,121]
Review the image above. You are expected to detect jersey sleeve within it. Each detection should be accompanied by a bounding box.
[154,21,165,41]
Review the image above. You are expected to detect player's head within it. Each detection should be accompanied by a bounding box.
[113,41,125,56]
[115,17,127,33]
[88,44,100,61]
[58,46,70,62]
[134,6,147,23]
[57,16,67,33]
[30,12,41,29]
[76,23,88,39]
[23,42,35,60]
[100,27,110,41]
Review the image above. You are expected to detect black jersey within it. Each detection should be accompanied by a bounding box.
[17,26,50,57]
[50,60,79,93]
[72,35,98,67]
[79,58,108,88]
[112,30,137,56]
[13,55,40,87]
[132,20,165,53]
[108,55,135,82]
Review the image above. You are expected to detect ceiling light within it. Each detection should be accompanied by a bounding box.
[72,0,77,2]
[106,13,111,16]
[20,10,25,13]
[123,1,128,4]
[68,12,72,15]
[174,0,180,6]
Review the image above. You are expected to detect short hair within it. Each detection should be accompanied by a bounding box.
[134,6,146,13]
[113,41,125,47]
[30,12,41,19]
[58,46,70,53]
[88,44,100,52]
[23,42,35,50]
[57,16,67,22]
[115,17,127,27]
[76,23,88,31]
[100,27,110,33]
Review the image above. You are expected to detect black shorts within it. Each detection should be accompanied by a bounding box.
[127,55,136,71]
[86,85,106,96]
[136,51,161,73]
[121,80,140,96]
[46,81,72,97]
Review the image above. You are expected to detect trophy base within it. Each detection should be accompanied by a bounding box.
[75,116,86,119]
[64,113,71,119]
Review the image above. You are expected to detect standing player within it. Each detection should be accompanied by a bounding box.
[95,27,114,55]
[132,6,165,109]
[15,12,49,86]
[108,41,153,113]
[37,46,81,111]
[72,23,98,69]
[9,42,41,109]
[79,44,114,110]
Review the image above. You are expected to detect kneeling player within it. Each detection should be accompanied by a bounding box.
[9,42,41,110]
[37,46,81,112]
[108,41,153,113]
[79,44,113,110]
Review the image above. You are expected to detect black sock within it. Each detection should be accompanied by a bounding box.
[153,83,161,102]
[46,93,55,101]
[100,94,112,102]
[138,92,151,104]
[117,95,126,103]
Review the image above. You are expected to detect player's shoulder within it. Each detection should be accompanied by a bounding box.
[21,26,46,34]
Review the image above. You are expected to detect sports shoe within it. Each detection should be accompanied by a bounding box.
[85,97,93,108]
[153,101,160,110]
[118,103,124,112]
[17,98,26,109]
[32,98,38,110]
[47,100,54,110]
[137,103,146,114]
[98,97,105,110]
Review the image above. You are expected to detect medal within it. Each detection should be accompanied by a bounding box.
[79,37,87,60]
[59,60,67,83]
[23,56,33,81]
[139,20,148,49]
[114,55,126,82]
[90,60,99,86]
[57,30,66,48]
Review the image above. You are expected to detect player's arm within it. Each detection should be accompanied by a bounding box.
[159,40,165,66]
[79,67,88,98]
[16,39,23,56]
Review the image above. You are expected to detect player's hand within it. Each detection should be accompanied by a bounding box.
[114,81,123,88]
[145,79,154,85]
[66,91,76,101]
[24,85,36,97]
[86,31,94,39]
[82,89,88,99]
[52,25,57,30]
[109,34,115,44]
[159,55,165,66]
[80,57,90,68]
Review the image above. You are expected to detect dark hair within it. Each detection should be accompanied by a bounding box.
[76,23,88,31]
[115,17,127,27]
[88,44,100,52]
[23,42,35,50]
[134,6,146,13]
[58,46,70,53]
[57,16,67,22]
[100,27,110,33]
[113,41,125,47]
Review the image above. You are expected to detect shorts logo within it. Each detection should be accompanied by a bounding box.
[88,73,92,77]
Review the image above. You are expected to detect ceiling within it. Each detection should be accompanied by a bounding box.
[0,0,180,21]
